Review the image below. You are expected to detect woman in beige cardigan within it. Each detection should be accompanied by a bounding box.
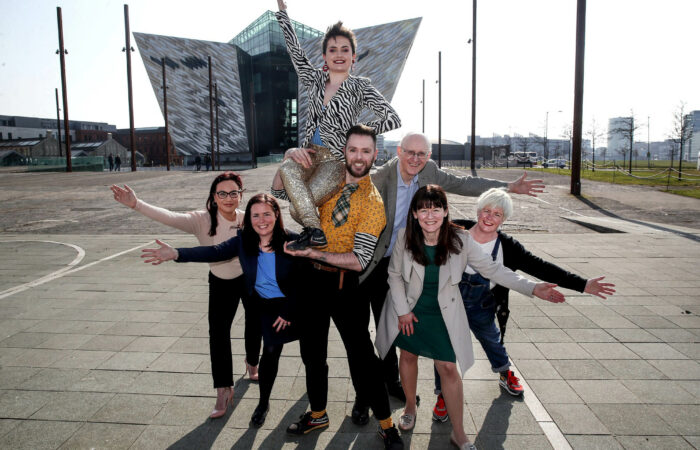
[375,185,564,450]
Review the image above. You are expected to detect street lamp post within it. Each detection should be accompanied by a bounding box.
[469,0,477,170]
[123,4,136,171]
[55,88,62,157]
[161,57,170,171]
[56,7,72,172]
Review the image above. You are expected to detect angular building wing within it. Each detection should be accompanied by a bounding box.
[133,12,420,163]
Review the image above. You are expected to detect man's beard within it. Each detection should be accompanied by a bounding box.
[346,160,371,178]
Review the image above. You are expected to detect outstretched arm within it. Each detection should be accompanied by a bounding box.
[274,2,316,87]
[141,240,178,265]
[507,172,545,197]
[584,276,616,299]
[284,245,363,272]
[110,184,199,234]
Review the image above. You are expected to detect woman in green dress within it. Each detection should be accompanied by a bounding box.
[375,185,564,450]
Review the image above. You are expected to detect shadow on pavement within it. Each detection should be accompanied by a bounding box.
[574,195,700,243]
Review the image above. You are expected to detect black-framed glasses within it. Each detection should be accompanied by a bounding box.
[215,190,243,199]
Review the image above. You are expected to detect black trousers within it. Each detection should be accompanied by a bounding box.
[360,257,399,385]
[298,268,391,420]
[208,272,262,388]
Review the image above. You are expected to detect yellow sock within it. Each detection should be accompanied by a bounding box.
[379,417,393,430]
[310,409,326,419]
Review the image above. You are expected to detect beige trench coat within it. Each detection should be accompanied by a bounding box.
[375,229,537,376]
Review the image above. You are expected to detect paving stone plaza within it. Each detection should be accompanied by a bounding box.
[0,166,698,449]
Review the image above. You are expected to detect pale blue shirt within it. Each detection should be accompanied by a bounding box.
[254,252,285,299]
[386,163,420,256]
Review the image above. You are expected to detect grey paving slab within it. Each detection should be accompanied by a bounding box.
[544,403,610,434]
[615,436,695,450]
[550,359,615,380]
[652,405,700,435]
[568,380,642,403]
[58,422,145,450]
[565,434,623,449]
[0,420,82,450]
[587,404,676,435]
[90,393,171,424]
[0,389,55,418]
[31,391,115,421]
[528,379,584,404]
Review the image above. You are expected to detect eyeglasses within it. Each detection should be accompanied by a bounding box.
[215,190,242,199]
[403,150,429,160]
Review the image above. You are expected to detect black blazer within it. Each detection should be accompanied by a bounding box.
[175,230,307,320]
[453,219,587,339]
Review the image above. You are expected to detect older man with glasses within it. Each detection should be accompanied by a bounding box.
[350,131,545,424]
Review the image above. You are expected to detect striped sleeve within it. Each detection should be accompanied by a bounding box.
[270,187,289,201]
[274,10,316,88]
[353,232,379,270]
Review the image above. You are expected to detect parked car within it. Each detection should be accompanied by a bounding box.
[544,159,567,168]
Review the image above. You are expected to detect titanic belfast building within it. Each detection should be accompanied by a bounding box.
[133,11,421,163]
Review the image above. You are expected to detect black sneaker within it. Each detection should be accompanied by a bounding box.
[386,380,406,403]
[351,399,370,426]
[286,411,329,435]
[287,227,327,251]
[378,425,404,450]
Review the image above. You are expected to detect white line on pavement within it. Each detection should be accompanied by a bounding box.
[511,365,573,450]
[0,240,150,300]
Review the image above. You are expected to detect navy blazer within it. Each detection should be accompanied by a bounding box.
[175,230,306,320]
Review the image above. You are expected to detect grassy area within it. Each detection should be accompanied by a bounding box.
[528,166,700,199]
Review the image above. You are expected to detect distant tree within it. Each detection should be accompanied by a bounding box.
[669,101,692,180]
[586,118,605,172]
[610,111,641,173]
[516,135,531,153]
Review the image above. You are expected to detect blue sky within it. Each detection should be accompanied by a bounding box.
[1,0,698,143]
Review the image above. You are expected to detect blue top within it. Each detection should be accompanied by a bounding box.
[310,107,327,146]
[255,251,285,299]
[387,162,419,256]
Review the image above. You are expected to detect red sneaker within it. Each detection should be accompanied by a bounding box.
[432,393,448,422]
[499,370,524,396]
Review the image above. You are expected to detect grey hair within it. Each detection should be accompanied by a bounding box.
[399,132,431,153]
[476,188,513,221]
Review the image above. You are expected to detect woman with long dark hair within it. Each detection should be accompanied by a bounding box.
[110,172,262,419]
[140,194,306,427]
[375,185,564,449]
[271,0,401,251]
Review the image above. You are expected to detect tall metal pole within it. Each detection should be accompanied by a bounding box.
[544,111,549,161]
[56,7,72,172]
[570,0,586,195]
[421,79,425,133]
[55,88,62,157]
[123,4,136,171]
[647,115,650,169]
[161,58,170,171]
[469,0,477,170]
[215,82,221,170]
[208,56,216,170]
[437,51,442,168]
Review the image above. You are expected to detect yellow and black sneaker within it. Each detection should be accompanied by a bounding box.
[286,411,329,435]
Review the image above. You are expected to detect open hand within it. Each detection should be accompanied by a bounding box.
[508,172,545,197]
[533,282,565,303]
[284,147,316,168]
[273,316,291,332]
[141,239,177,265]
[277,0,287,10]
[584,276,616,299]
[398,312,419,336]
[283,241,314,257]
[110,184,137,208]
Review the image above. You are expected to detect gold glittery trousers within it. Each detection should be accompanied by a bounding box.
[279,144,345,228]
